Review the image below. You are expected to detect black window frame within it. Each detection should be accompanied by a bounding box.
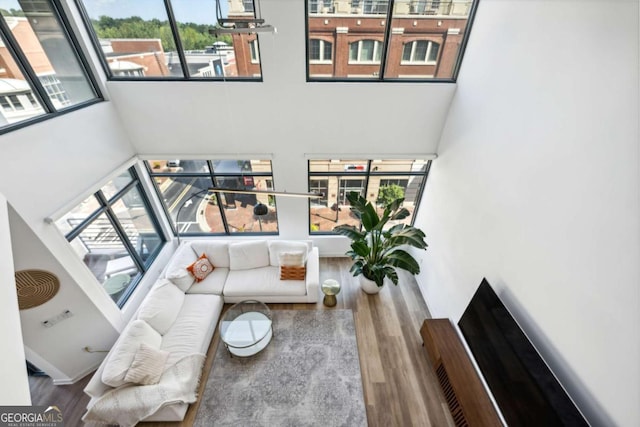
[60,167,166,308]
[75,0,264,82]
[145,160,279,237]
[0,0,102,135]
[305,0,481,83]
[308,159,431,235]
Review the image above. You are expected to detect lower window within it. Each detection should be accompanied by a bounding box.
[55,167,165,307]
[308,159,430,233]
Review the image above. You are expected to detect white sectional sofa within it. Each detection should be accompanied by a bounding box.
[164,239,320,303]
[83,239,319,424]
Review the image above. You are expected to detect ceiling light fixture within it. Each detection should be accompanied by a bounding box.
[210,25,275,35]
[210,0,276,36]
[209,188,323,199]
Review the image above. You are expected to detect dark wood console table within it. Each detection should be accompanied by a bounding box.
[420,319,503,427]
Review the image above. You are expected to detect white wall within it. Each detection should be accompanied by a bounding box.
[414,1,639,426]
[106,0,455,252]
[0,194,31,404]
[109,0,454,157]
[9,205,119,383]
[0,102,142,381]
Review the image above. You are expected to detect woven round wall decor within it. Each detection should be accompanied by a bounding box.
[15,269,60,310]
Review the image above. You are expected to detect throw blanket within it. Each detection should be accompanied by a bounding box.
[83,353,205,427]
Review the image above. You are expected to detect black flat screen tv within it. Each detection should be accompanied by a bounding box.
[458,278,589,426]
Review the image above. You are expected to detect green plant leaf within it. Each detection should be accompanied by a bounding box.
[346,191,381,231]
[386,197,404,214]
[385,227,428,249]
[385,249,421,274]
[382,266,399,285]
[339,192,428,288]
[351,240,370,258]
[390,207,410,221]
[350,261,363,276]
[345,191,367,219]
[333,224,365,241]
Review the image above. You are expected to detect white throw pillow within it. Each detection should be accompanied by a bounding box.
[137,279,185,335]
[165,244,198,291]
[278,251,306,267]
[228,241,270,270]
[102,320,162,388]
[166,269,194,292]
[268,241,310,266]
[123,343,169,385]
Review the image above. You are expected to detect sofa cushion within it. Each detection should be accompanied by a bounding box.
[186,253,214,282]
[123,343,169,385]
[268,241,311,266]
[190,241,230,268]
[186,267,228,295]
[137,280,185,335]
[161,294,224,366]
[165,243,198,291]
[102,319,162,387]
[224,266,306,297]
[229,241,270,270]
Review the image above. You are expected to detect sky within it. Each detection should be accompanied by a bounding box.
[0,0,228,25]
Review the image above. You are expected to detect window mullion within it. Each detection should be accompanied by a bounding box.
[410,160,431,226]
[104,205,145,272]
[378,0,395,80]
[209,161,230,234]
[49,0,101,99]
[0,16,56,113]
[94,189,145,271]
[163,0,190,78]
[129,167,168,244]
[105,179,137,204]
[64,203,106,241]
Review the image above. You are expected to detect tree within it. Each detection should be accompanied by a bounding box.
[376,184,405,207]
[92,16,222,52]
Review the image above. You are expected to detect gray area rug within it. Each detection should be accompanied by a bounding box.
[194,309,367,427]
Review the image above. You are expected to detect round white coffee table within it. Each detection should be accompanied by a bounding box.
[220,300,273,357]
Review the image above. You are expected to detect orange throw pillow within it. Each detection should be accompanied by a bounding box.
[280,265,306,281]
[186,253,214,282]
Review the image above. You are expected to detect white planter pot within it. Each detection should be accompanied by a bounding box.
[360,275,383,294]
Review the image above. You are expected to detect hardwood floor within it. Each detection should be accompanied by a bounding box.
[29,257,453,426]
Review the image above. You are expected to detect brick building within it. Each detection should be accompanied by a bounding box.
[307,0,473,79]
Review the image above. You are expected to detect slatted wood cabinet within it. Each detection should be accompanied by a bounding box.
[420,319,503,427]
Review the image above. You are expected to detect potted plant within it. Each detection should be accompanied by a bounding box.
[334,191,428,294]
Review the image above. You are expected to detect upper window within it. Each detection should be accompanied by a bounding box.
[78,0,263,80]
[309,39,332,63]
[249,38,260,63]
[145,160,278,235]
[402,40,439,64]
[308,159,430,233]
[55,168,165,308]
[0,1,100,131]
[306,0,478,81]
[349,40,382,64]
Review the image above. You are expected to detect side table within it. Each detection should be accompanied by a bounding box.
[321,279,341,307]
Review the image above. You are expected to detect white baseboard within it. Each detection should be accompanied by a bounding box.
[414,273,436,319]
[319,253,350,258]
[52,362,101,385]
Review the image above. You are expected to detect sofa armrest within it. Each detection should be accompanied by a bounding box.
[84,355,112,399]
[305,247,320,303]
